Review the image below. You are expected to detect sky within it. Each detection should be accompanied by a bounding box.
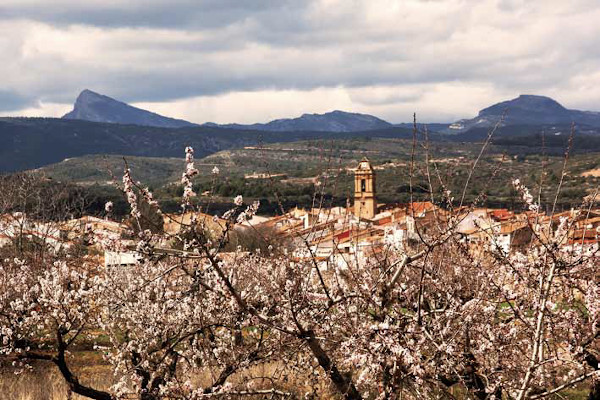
[0,0,599,124]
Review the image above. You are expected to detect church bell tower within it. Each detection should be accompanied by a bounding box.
[354,158,377,219]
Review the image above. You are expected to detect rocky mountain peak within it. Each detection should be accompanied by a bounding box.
[63,90,196,128]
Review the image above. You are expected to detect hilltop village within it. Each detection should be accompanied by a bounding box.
[1,157,599,268]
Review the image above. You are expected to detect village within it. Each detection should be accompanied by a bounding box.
[2,157,598,272]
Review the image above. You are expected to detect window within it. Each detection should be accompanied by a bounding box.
[361,179,366,192]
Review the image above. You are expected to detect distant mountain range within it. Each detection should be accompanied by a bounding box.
[61,90,600,134]
[63,89,197,128]
[62,90,394,132]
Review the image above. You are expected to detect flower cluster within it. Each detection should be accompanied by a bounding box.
[181,146,199,208]
[122,168,141,218]
[512,178,539,212]
[236,200,260,224]
[234,194,243,206]
[141,186,161,214]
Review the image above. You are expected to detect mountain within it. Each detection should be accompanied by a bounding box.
[62,89,197,128]
[448,95,600,132]
[205,110,393,132]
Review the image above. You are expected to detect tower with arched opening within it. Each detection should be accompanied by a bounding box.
[354,157,377,219]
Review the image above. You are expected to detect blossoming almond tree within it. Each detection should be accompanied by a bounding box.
[2,128,600,399]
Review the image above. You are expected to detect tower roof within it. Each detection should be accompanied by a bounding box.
[356,157,373,171]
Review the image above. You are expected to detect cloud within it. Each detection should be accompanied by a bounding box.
[0,0,599,122]
[0,101,71,118]
[0,0,300,30]
[0,90,34,112]
[132,82,510,124]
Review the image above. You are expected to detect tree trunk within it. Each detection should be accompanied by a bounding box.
[589,379,600,400]
[585,352,600,400]
[303,330,362,400]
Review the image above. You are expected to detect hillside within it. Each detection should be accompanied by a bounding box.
[0,117,413,173]
[0,117,254,172]
[35,155,185,187]
[34,137,600,216]
[5,115,600,173]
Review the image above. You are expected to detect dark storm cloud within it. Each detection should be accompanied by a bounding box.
[1,0,600,121]
[0,91,34,112]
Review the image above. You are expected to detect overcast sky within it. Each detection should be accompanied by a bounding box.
[0,0,599,123]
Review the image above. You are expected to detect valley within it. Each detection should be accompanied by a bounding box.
[31,136,600,218]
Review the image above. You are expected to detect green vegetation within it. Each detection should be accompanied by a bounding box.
[30,137,600,218]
